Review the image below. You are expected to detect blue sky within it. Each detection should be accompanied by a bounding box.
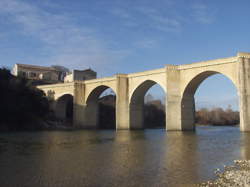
[0,0,249,110]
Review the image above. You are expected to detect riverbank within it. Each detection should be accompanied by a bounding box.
[199,160,250,186]
[196,123,239,127]
[0,123,239,132]
[0,119,74,132]
[41,120,74,130]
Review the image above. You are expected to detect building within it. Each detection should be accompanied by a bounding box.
[64,69,97,83]
[12,64,66,83]
[12,64,97,84]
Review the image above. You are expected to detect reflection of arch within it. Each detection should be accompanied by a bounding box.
[85,85,116,129]
[181,71,238,130]
[55,94,73,121]
[129,80,166,129]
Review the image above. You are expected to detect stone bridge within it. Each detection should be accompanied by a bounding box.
[37,52,250,131]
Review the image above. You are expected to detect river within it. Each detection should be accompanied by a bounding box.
[0,126,249,187]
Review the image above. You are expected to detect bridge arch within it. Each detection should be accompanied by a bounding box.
[84,81,117,104]
[128,73,166,102]
[85,85,116,129]
[129,80,166,129]
[181,70,239,130]
[55,94,73,121]
[55,92,73,101]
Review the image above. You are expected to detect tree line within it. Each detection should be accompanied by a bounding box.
[196,107,239,126]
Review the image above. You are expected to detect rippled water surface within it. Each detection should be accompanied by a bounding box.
[0,126,250,187]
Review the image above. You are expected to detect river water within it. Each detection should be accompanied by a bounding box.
[0,126,250,187]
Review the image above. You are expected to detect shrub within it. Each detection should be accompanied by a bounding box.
[0,68,50,130]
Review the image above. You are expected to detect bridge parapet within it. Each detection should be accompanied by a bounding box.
[178,56,237,70]
[127,68,165,78]
[37,82,74,89]
[165,64,178,70]
[237,52,250,58]
[37,82,75,102]
[84,76,116,84]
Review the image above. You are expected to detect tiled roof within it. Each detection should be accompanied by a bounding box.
[16,64,58,71]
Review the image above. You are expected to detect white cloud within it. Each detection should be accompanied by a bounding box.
[149,14,181,32]
[0,0,128,75]
[192,3,215,24]
[108,2,181,33]
[0,0,217,76]
[111,8,132,19]
[133,39,158,49]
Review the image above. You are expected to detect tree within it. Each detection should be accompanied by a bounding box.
[0,68,50,131]
[195,107,239,126]
[51,65,70,73]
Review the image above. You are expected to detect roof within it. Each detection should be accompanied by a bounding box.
[74,68,96,73]
[16,64,58,71]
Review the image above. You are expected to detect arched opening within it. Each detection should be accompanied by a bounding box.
[85,86,116,129]
[55,94,73,122]
[181,71,239,130]
[130,80,166,129]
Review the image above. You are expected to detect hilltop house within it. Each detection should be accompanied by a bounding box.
[12,64,97,84]
[64,69,97,83]
[12,64,66,83]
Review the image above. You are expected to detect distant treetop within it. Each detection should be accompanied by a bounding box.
[51,65,70,73]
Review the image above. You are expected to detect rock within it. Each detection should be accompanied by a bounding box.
[199,160,250,186]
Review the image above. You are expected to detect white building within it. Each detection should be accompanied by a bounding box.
[12,64,97,84]
[12,64,65,83]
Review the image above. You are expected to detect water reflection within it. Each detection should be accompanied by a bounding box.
[0,126,248,187]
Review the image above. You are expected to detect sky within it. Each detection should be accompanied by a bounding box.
[1,0,249,110]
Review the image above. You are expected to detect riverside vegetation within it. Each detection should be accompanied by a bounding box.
[0,68,51,131]
[196,107,239,126]
[0,68,78,131]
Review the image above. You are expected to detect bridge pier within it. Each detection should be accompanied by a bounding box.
[166,94,182,130]
[73,83,88,127]
[166,65,195,131]
[181,95,195,131]
[166,65,183,131]
[116,74,130,130]
[238,54,250,131]
[74,82,100,129]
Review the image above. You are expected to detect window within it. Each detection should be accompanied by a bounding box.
[18,71,26,77]
[29,72,37,78]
